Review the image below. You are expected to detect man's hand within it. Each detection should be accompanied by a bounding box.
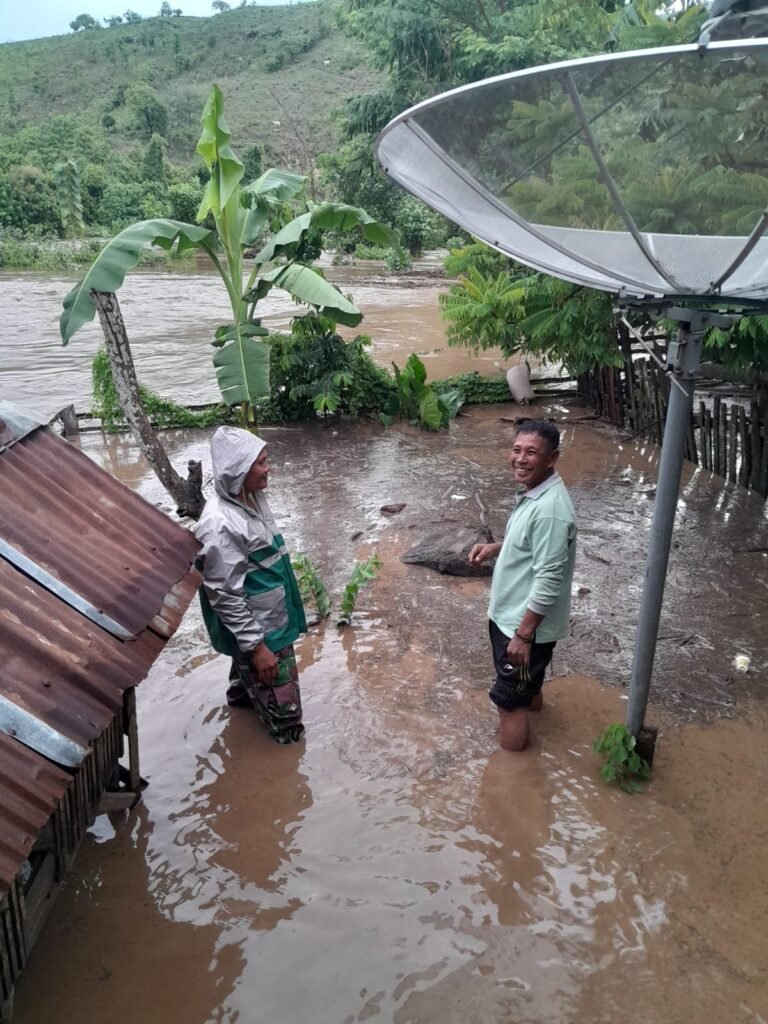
[250,642,278,683]
[507,633,532,668]
[468,542,501,566]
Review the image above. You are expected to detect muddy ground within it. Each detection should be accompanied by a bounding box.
[12,400,768,1024]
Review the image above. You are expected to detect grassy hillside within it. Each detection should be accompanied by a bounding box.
[0,2,382,168]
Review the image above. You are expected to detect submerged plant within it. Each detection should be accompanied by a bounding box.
[291,553,332,619]
[338,553,382,626]
[380,353,463,431]
[592,723,651,793]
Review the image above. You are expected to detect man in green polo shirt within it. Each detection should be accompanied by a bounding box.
[468,419,576,751]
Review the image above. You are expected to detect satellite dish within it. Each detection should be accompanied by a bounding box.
[376,39,768,309]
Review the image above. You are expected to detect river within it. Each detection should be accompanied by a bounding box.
[0,257,505,419]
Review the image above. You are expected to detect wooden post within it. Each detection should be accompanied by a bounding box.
[58,404,79,438]
[125,688,141,794]
[750,399,762,491]
[719,401,728,481]
[699,401,708,470]
[727,405,737,483]
[713,396,721,476]
[738,405,749,486]
[759,411,768,497]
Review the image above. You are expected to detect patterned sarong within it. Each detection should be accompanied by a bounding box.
[229,644,304,744]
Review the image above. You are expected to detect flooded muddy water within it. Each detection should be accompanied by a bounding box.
[11,403,768,1024]
[0,259,504,419]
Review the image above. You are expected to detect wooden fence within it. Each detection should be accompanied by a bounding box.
[578,350,768,499]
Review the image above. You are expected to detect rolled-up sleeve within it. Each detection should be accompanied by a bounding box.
[201,524,264,652]
[527,514,573,615]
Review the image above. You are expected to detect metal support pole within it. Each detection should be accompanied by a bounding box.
[626,309,731,736]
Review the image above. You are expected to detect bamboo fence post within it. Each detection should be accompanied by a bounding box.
[750,400,761,490]
[728,405,737,483]
[738,404,749,486]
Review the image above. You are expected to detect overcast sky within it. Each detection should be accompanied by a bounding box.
[1,0,302,44]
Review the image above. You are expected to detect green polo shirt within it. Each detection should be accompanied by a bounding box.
[488,471,576,644]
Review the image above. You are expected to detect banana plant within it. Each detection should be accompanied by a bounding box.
[60,84,394,425]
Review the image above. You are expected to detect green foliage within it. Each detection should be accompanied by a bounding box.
[432,372,510,405]
[440,243,622,375]
[126,82,169,138]
[353,243,390,260]
[592,723,651,793]
[381,353,463,430]
[291,553,332,619]
[265,323,396,422]
[385,247,412,272]
[62,86,393,426]
[70,14,99,32]
[440,264,526,356]
[0,166,60,235]
[53,158,85,238]
[91,349,227,431]
[338,553,382,626]
[167,180,204,222]
[141,134,167,183]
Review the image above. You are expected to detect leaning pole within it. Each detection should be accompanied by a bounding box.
[625,309,732,738]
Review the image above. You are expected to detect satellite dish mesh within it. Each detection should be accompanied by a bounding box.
[376,39,768,306]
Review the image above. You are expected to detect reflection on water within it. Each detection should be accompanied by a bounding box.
[11,407,768,1024]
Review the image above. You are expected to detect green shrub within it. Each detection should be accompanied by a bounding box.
[264,321,396,423]
[91,350,229,432]
[432,372,510,405]
[385,247,412,271]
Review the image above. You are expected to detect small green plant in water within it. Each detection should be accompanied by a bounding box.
[291,553,332,619]
[338,553,382,626]
[380,353,463,431]
[592,723,651,793]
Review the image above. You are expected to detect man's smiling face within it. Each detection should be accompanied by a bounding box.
[509,431,559,490]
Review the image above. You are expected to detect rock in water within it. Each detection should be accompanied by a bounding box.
[401,526,495,577]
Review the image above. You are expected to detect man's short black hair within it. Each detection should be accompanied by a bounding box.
[515,419,560,452]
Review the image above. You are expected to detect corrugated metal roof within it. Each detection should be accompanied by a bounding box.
[0,733,73,895]
[0,411,202,897]
[0,427,200,637]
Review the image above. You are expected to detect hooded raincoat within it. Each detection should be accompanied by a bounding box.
[195,426,306,657]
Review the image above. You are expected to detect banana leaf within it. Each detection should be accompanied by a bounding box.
[262,264,363,327]
[256,202,395,265]
[60,219,213,343]
[212,333,271,406]
[196,84,244,221]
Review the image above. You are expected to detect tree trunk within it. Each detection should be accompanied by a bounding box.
[91,290,205,519]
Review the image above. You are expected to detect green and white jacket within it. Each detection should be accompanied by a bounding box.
[195,427,306,657]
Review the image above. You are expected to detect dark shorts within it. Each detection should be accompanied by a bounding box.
[228,644,304,744]
[488,619,556,710]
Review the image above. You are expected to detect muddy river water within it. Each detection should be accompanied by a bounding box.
[3,267,768,1023]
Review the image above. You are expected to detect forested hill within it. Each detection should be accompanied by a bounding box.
[0,2,381,172]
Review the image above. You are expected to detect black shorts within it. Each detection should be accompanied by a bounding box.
[488,619,556,710]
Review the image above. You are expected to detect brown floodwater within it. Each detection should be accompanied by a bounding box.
[11,402,768,1024]
[0,259,505,420]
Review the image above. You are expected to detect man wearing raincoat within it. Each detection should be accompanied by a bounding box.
[195,426,307,744]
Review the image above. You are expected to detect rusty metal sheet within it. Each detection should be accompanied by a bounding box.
[0,732,72,896]
[0,558,161,750]
[0,426,200,638]
[0,407,202,903]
